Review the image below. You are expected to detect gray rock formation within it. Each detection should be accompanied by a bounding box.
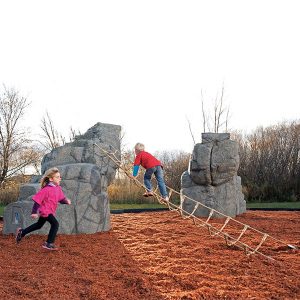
[181,133,246,218]
[3,122,121,235]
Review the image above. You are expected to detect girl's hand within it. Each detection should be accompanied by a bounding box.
[31,213,39,219]
[66,199,71,205]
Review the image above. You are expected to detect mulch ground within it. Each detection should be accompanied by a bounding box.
[0,210,299,299]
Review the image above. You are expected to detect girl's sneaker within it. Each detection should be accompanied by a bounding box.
[42,242,59,251]
[15,228,23,244]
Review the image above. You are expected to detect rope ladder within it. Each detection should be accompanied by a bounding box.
[94,143,297,261]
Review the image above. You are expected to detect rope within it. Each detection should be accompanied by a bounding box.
[210,216,231,237]
[93,143,298,261]
[224,225,248,247]
[246,233,269,256]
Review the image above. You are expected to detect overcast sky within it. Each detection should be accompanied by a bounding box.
[0,1,299,153]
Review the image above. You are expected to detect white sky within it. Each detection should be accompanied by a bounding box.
[0,0,299,153]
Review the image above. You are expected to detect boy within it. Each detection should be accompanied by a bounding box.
[133,143,168,201]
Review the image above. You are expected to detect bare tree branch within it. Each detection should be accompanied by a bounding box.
[186,116,195,145]
[203,83,229,133]
[0,86,36,186]
[40,111,65,151]
[201,90,206,132]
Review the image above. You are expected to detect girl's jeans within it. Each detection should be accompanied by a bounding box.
[21,214,59,243]
[144,166,168,197]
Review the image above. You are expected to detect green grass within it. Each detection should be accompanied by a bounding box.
[0,202,167,216]
[112,202,300,210]
[1,201,299,217]
[110,203,166,210]
[246,201,300,209]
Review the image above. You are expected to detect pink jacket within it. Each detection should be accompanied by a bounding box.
[32,184,66,217]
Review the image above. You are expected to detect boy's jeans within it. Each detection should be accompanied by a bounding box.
[144,166,168,198]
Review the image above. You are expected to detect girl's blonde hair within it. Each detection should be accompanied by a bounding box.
[40,167,60,188]
[134,143,145,151]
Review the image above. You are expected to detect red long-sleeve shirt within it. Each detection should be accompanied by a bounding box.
[133,151,162,169]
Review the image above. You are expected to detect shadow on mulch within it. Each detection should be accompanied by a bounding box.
[0,227,164,300]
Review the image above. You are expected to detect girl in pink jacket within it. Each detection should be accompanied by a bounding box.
[15,167,71,250]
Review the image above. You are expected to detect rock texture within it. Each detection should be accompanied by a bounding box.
[3,122,121,235]
[181,133,246,218]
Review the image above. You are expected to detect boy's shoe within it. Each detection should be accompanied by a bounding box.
[143,192,154,197]
[164,196,169,202]
[42,242,59,251]
[15,228,23,244]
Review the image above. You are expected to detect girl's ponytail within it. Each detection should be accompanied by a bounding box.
[40,167,59,188]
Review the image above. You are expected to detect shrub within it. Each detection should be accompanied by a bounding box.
[0,175,31,205]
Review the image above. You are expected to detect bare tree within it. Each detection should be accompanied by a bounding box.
[236,120,300,201]
[201,84,230,133]
[40,111,66,151]
[201,89,207,132]
[214,85,224,132]
[0,86,38,186]
[186,116,196,145]
[39,111,82,152]
[157,150,190,193]
[69,126,81,142]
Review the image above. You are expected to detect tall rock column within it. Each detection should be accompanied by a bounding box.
[3,122,121,235]
[181,133,246,218]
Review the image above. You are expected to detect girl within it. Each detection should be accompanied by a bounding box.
[15,167,71,250]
